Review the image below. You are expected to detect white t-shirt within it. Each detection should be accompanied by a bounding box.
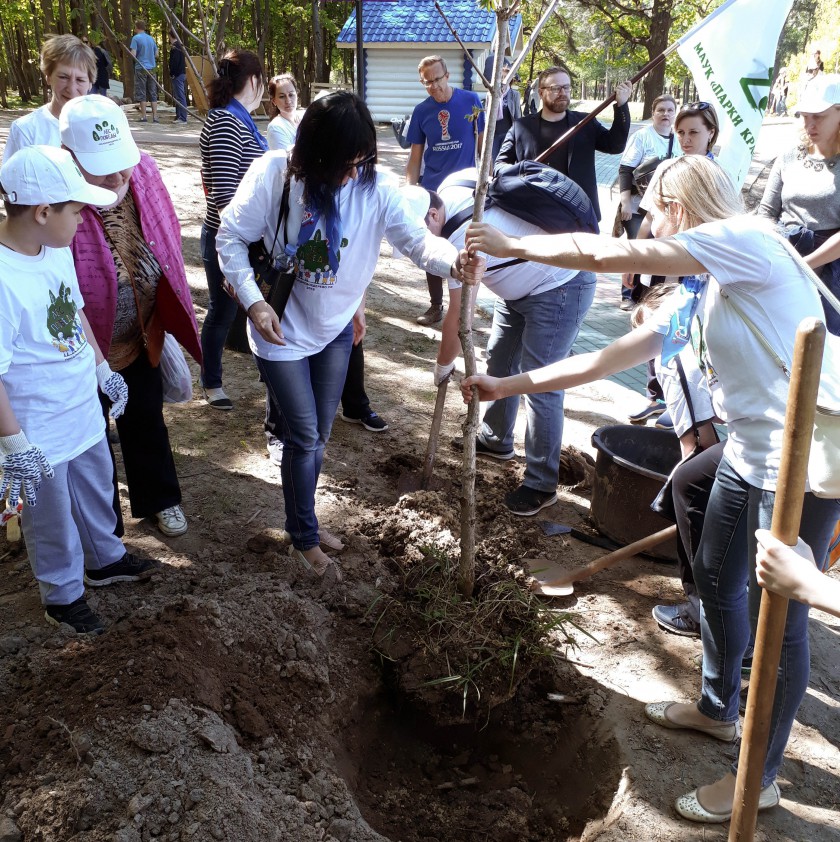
[217,151,458,360]
[655,344,715,439]
[650,215,838,490]
[0,244,104,465]
[266,115,298,152]
[437,173,578,300]
[2,105,60,164]
[619,125,679,169]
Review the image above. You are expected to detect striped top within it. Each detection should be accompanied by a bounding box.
[199,108,266,230]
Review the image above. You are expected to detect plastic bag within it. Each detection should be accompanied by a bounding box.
[159,333,193,403]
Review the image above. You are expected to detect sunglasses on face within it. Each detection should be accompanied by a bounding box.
[681,101,712,112]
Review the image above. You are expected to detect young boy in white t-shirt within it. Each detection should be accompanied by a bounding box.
[0,145,159,635]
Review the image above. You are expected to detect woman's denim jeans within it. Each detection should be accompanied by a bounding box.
[200,223,239,389]
[693,456,840,786]
[479,270,596,492]
[255,323,354,550]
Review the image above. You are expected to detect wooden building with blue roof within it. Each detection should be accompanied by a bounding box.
[337,0,523,121]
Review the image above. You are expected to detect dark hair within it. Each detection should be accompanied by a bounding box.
[288,91,377,216]
[538,65,572,88]
[267,73,298,119]
[426,190,444,214]
[208,49,264,109]
[134,19,146,30]
[1,192,71,218]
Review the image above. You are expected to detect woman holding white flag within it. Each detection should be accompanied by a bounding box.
[463,155,840,824]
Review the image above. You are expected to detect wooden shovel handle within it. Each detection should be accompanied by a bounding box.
[538,524,678,589]
[730,319,826,842]
[421,378,449,485]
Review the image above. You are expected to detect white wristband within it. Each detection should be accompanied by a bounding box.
[0,430,30,456]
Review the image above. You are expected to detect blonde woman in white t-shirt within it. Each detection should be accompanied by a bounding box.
[464,154,840,826]
[2,35,96,164]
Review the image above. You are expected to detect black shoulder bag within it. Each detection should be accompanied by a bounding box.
[650,355,718,521]
[632,133,675,197]
[241,176,295,319]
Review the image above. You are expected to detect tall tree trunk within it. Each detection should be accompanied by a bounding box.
[40,0,56,34]
[312,0,326,83]
[0,16,31,102]
[641,0,673,118]
[58,0,69,33]
[215,0,232,58]
[69,0,85,36]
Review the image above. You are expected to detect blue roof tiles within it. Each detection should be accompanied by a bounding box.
[337,1,521,46]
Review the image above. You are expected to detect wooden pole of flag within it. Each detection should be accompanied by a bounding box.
[729,318,826,841]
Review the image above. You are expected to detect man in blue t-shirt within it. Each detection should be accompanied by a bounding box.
[130,19,159,123]
[406,55,484,325]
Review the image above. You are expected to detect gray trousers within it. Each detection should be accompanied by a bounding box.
[21,435,125,606]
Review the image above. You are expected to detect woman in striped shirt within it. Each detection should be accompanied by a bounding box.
[199,49,266,410]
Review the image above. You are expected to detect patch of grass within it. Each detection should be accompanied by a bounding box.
[370,544,589,721]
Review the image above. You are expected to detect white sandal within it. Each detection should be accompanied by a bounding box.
[645,701,740,742]
[675,781,780,823]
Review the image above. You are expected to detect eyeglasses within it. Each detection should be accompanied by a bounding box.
[681,101,712,112]
[540,85,571,95]
[421,73,448,88]
[344,152,376,174]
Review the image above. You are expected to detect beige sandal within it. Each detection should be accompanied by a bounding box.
[675,781,780,823]
[288,545,342,582]
[644,701,740,742]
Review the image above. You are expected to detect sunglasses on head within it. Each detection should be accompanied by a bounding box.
[681,101,712,112]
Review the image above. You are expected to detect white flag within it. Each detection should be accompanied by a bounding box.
[677,0,794,187]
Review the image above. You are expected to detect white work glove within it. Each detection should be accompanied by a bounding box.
[96,361,128,419]
[0,430,54,507]
[434,360,456,387]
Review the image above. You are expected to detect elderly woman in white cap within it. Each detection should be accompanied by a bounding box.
[758,73,840,334]
[59,94,202,537]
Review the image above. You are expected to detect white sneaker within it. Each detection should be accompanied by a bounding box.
[156,505,188,536]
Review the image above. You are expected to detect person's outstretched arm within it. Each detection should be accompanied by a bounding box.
[461,325,663,403]
[806,231,840,270]
[465,222,704,278]
[755,529,840,617]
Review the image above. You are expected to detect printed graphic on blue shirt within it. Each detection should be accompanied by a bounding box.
[47,282,88,359]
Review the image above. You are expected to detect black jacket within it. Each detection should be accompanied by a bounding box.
[169,42,186,77]
[494,104,631,220]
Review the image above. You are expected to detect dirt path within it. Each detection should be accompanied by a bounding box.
[0,114,838,842]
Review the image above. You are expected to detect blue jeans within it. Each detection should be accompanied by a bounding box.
[255,323,354,550]
[200,224,239,389]
[172,74,187,121]
[479,270,596,492]
[693,456,840,787]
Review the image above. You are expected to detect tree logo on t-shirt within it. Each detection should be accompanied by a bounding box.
[46,283,87,359]
[437,109,451,141]
[92,120,120,144]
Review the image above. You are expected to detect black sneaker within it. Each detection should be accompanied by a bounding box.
[340,410,389,432]
[451,437,515,460]
[45,597,105,635]
[84,552,159,587]
[652,603,701,637]
[504,485,558,516]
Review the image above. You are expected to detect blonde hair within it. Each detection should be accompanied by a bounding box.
[654,156,743,230]
[418,55,447,75]
[40,34,96,84]
[799,104,840,157]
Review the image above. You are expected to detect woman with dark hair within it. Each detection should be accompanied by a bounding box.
[267,73,301,152]
[216,91,483,580]
[198,49,266,411]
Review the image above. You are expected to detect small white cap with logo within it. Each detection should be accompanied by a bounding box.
[59,94,141,176]
[0,145,117,207]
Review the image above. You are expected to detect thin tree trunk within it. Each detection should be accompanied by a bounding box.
[40,0,55,33]
[458,8,513,598]
[313,0,326,83]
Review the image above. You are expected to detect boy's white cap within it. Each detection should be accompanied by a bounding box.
[795,73,840,116]
[0,145,117,207]
[59,94,141,176]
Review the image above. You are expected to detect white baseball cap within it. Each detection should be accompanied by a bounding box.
[0,145,117,207]
[795,73,840,116]
[59,94,141,176]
